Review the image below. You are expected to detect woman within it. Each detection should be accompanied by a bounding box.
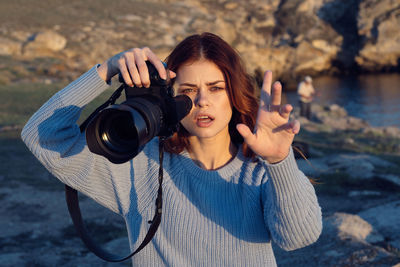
[22,32,322,266]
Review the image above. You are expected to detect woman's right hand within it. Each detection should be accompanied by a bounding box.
[97,47,176,87]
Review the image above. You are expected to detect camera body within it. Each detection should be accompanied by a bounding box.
[85,62,192,164]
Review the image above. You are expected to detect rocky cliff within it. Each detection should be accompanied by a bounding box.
[0,0,399,85]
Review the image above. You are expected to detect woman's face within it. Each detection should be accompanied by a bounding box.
[174,59,232,140]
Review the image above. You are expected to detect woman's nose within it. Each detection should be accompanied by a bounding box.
[194,90,210,107]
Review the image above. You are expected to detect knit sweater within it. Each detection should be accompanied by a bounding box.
[21,66,322,266]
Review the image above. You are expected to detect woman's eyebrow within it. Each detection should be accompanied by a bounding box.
[178,80,225,87]
[178,82,197,87]
[206,80,225,86]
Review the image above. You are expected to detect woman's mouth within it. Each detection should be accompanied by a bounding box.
[196,114,214,127]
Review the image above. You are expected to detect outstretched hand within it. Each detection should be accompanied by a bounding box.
[236,71,300,164]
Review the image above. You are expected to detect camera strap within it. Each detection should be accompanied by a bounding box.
[64,86,164,262]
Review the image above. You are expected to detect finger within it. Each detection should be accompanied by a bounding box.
[124,52,142,87]
[117,58,134,87]
[133,48,150,87]
[272,120,299,134]
[270,81,282,106]
[291,119,301,134]
[260,71,272,108]
[276,120,300,134]
[236,124,257,147]
[279,104,293,120]
[143,47,168,80]
[169,70,177,79]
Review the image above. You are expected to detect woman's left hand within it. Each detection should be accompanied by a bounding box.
[236,71,300,164]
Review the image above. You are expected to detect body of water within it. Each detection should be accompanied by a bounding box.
[285,73,400,128]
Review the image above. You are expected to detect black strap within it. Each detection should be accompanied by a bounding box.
[64,87,164,262]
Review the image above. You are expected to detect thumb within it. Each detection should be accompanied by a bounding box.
[169,70,176,79]
[236,124,256,146]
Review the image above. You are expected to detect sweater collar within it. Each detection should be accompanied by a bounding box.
[177,146,246,183]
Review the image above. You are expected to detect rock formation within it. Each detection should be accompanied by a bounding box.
[0,0,399,85]
[356,0,400,72]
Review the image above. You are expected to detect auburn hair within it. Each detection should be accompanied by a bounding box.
[164,32,259,158]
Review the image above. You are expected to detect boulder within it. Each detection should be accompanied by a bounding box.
[293,40,340,75]
[356,0,400,71]
[312,104,369,131]
[327,154,377,179]
[298,151,400,188]
[23,30,67,57]
[358,200,400,250]
[262,0,343,78]
[324,212,384,243]
[363,126,400,139]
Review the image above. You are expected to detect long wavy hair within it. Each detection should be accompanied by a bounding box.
[164,32,259,158]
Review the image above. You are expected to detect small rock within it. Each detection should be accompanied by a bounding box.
[327,104,347,117]
[82,26,93,32]
[23,30,67,56]
[224,2,239,10]
[383,126,400,138]
[344,137,355,145]
[119,14,142,22]
[324,212,384,242]
[44,78,52,85]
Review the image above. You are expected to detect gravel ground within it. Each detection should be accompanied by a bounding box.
[1,130,399,266]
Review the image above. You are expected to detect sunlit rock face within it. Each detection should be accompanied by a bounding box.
[0,0,398,83]
[356,0,400,72]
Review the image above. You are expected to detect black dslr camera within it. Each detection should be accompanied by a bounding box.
[85,62,192,164]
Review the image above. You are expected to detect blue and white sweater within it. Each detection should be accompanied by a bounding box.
[21,66,322,266]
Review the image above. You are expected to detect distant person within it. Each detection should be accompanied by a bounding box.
[21,32,322,266]
[297,76,316,120]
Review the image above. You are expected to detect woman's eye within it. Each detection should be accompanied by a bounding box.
[211,86,225,92]
[180,88,195,94]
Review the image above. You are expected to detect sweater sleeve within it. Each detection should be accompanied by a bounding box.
[260,147,322,251]
[21,66,131,215]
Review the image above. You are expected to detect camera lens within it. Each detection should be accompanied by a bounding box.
[86,99,162,164]
[99,111,138,153]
